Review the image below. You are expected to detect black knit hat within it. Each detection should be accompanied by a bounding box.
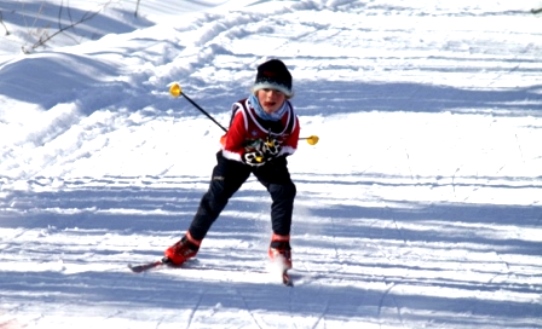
[253,59,293,97]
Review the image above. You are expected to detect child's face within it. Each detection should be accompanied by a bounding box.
[257,88,286,114]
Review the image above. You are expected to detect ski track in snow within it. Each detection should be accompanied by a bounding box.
[1,0,542,328]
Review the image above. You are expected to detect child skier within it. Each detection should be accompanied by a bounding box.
[164,59,300,270]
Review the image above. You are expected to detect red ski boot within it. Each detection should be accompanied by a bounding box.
[268,233,292,270]
[164,232,201,266]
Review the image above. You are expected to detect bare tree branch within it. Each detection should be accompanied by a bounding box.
[0,11,11,35]
[135,0,141,18]
[24,1,113,53]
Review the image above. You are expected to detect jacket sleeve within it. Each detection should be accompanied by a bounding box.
[221,107,247,162]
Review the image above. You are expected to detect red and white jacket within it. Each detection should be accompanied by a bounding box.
[220,98,300,162]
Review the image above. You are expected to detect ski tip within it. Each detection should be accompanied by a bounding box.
[128,259,164,273]
[128,264,146,273]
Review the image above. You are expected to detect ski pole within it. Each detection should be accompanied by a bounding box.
[168,82,319,145]
[169,82,227,132]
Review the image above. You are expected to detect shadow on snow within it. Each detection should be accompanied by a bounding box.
[1,177,540,327]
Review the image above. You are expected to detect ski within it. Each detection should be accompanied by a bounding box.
[129,258,294,286]
[128,257,170,273]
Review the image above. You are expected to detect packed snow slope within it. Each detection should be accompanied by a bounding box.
[1,0,542,328]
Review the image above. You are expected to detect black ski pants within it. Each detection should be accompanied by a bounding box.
[188,151,296,241]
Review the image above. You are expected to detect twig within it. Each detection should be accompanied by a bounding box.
[24,1,113,53]
[0,11,10,35]
[135,0,141,18]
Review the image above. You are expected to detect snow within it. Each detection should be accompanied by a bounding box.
[1,0,542,328]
